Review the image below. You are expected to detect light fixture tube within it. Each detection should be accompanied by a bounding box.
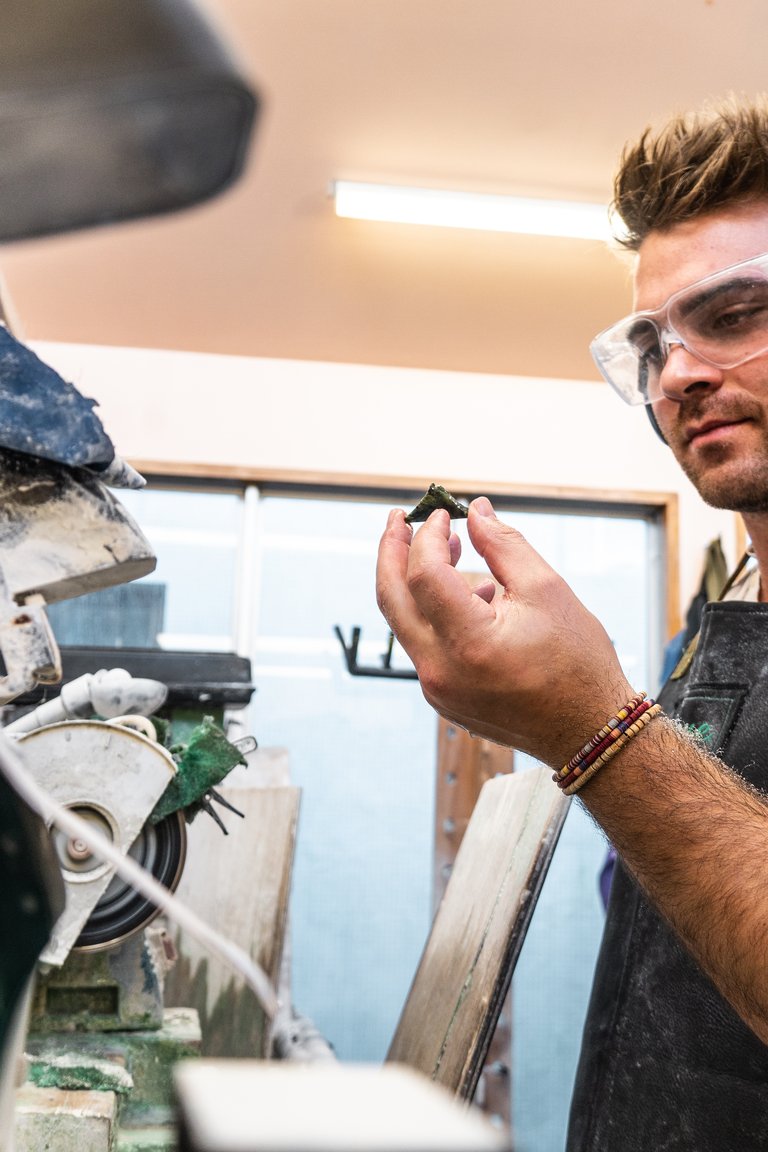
[333,181,612,241]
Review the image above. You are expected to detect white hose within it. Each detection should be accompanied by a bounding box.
[5,668,168,734]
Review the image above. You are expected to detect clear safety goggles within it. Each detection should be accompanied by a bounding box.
[590,251,768,405]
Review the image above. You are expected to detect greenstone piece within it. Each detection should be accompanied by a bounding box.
[405,484,469,523]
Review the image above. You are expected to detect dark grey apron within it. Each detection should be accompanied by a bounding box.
[567,600,768,1151]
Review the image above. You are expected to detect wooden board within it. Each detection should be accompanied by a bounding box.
[434,718,515,905]
[164,748,300,1058]
[433,717,516,1125]
[386,767,569,1100]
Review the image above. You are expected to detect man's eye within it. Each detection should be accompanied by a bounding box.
[686,283,768,340]
[708,304,768,334]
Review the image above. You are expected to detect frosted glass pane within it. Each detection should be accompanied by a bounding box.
[252,497,431,1059]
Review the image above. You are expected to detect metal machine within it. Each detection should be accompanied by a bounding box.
[0,2,264,1143]
[5,669,251,961]
[2,667,260,1142]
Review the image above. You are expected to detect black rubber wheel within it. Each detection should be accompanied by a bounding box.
[74,810,186,950]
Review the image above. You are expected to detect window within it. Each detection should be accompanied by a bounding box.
[45,473,669,1151]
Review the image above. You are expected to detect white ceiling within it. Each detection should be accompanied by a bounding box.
[2,0,767,383]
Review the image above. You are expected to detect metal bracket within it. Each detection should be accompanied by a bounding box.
[333,626,418,680]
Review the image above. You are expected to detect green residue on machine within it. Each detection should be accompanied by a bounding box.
[149,716,246,825]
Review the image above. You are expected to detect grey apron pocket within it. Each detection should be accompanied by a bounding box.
[675,683,748,755]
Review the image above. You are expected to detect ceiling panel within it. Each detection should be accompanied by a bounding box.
[1,0,765,382]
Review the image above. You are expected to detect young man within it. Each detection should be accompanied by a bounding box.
[376,98,768,1150]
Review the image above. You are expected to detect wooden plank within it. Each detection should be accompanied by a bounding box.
[434,719,514,907]
[164,749,299,1058]
[386,767,569,1101]
[433,717,515,1124]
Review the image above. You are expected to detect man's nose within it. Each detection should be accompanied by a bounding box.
[658,342,725,402]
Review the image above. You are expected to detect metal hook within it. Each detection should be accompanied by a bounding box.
[333,625,418,680]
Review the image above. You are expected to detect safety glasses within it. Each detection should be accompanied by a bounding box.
[590,251,768,405]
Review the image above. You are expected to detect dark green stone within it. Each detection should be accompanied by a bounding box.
[405,484,469,524]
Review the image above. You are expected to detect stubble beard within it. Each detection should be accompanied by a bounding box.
[660,390,768,512]
[675,439,768,513]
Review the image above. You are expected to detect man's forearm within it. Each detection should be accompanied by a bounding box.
[579,714,768,1043]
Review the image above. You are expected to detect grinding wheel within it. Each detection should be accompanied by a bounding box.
[70,808,186,951]
[16,719,179,964]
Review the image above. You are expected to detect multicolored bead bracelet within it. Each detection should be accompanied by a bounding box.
[557,697,654,785]
[554,695,662,795]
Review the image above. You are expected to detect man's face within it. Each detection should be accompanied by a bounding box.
[638,200,768,512]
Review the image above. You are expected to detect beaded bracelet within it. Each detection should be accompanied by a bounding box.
[553,696,662,795]
[556,692,647,778]
[561,705,662,795]
[556,697,654,789]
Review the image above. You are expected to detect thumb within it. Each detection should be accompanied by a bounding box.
[468,497,555,595]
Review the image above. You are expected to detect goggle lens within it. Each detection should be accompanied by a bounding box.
[591,253,768,404]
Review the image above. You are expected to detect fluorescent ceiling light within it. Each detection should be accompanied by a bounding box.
[333,180,612,241]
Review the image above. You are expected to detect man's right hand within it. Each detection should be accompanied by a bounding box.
[376,496,635,768]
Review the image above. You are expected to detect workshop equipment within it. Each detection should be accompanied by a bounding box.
[0,3,260,1141]
[6,675,262,1146]
[0,0,259,243]
[0,766,64,1146]
[0,436,155,703]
